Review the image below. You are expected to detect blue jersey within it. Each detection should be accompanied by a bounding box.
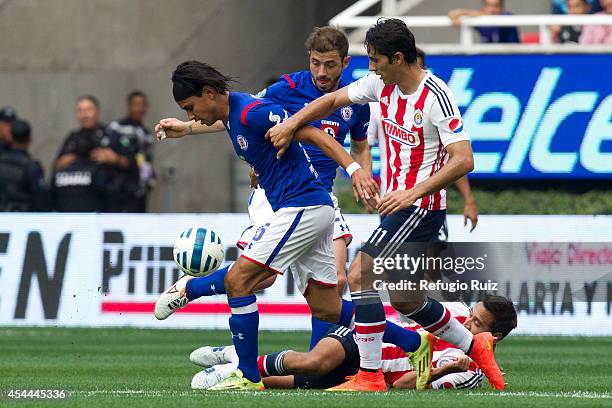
[260,71,370,192]
[225,92,332,212]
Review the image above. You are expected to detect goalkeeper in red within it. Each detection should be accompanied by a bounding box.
[267,18,505,391]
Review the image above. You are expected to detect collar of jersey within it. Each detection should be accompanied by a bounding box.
[397,72,430,99]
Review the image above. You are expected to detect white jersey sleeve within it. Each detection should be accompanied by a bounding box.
[428,82,470,147]
[431,370,483,390]
[367,102,381,146]
[348,73,383,105]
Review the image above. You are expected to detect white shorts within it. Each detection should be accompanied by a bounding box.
[237,188,352,248]
[330,193,352,245]
[240,204,337,295]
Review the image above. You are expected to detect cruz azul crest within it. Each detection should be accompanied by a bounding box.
[341,106,353,122]
[237,135,248,150]
[382,118,420,147]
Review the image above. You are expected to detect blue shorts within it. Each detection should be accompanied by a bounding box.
[361,205,446,259]
[432,218,449,243]
[293,325,359,389]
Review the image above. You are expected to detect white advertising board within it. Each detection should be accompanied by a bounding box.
[1,213,610,334]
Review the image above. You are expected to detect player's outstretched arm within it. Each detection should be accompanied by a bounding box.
[455,175,478,232]
[295,125,379,201]
[378,140,474,216]
[155,118,225,140]
[266,87,353,159]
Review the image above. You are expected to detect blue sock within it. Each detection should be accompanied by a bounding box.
[383,320,422,353]
[185,266,229,300]
[228,295,261,383]
[309,299,354,350]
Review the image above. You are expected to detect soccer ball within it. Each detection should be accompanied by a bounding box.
[173,226,224,277]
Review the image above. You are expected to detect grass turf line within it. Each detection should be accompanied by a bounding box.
[1,327,611,408]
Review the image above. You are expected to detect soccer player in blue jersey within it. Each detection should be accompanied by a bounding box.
[155,27,370,301]
[158,60,377,391]
[155,27,376,350]
[253,27,372,294]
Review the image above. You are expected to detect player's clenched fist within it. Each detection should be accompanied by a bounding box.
[265,121,296,159]
[155,118,194,140]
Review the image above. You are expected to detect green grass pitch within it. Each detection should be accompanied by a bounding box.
[1,327,611,407]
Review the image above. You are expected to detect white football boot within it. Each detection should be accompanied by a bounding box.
[191,363,238,390]
[190,345,237,367]
[154,275,192,320]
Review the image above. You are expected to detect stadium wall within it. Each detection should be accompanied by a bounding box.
[0,0,353,212]
[1,213,611,335]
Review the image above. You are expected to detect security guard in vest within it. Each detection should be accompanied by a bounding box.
[0,119,48,211]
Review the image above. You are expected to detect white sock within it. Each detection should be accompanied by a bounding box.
[354,322,386,370]
[423,311,473,353]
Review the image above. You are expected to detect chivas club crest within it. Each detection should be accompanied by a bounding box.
[413,109,424,127]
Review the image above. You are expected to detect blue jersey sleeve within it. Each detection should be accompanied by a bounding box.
[257,75,293,104]
[243,101,289,135]
[350,103,370,141]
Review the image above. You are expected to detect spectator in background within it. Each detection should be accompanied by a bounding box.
[552,0,590,43]
[448,0,520,43]
[54,95,135,212]
[0,106,17,154]
[107,91,155,212]
[552,0,602,14]
[51,128,108,212]
[0,119,48,212]
[580,0,612,44]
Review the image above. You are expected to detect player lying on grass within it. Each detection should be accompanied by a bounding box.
[189,297,517,390]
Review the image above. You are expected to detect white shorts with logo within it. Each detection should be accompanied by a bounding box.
[237,188,352,248]
[240,203,336,295]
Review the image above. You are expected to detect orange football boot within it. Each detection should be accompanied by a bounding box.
[326,369,388,392]
[468,332,505,390]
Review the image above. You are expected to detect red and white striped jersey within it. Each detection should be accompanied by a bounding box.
[366,102,388,198]
[380,311,483,389]
[349,72,470,210]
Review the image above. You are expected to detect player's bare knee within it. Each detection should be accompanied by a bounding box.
[305,353,334,375]
[347,263,362,290]
[224,268,248,296]
[223,272,238,296]
[310,306,337,323]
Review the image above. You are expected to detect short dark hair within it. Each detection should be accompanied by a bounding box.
[10,119,31,144]
[172,61,234,98]
[416,47,426,69]
[0,106,17,122]
[77,94,100,109]
[482,295,517,340]
[365,18,417,64]
[127,90,147,104]
[305,26,349,59]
